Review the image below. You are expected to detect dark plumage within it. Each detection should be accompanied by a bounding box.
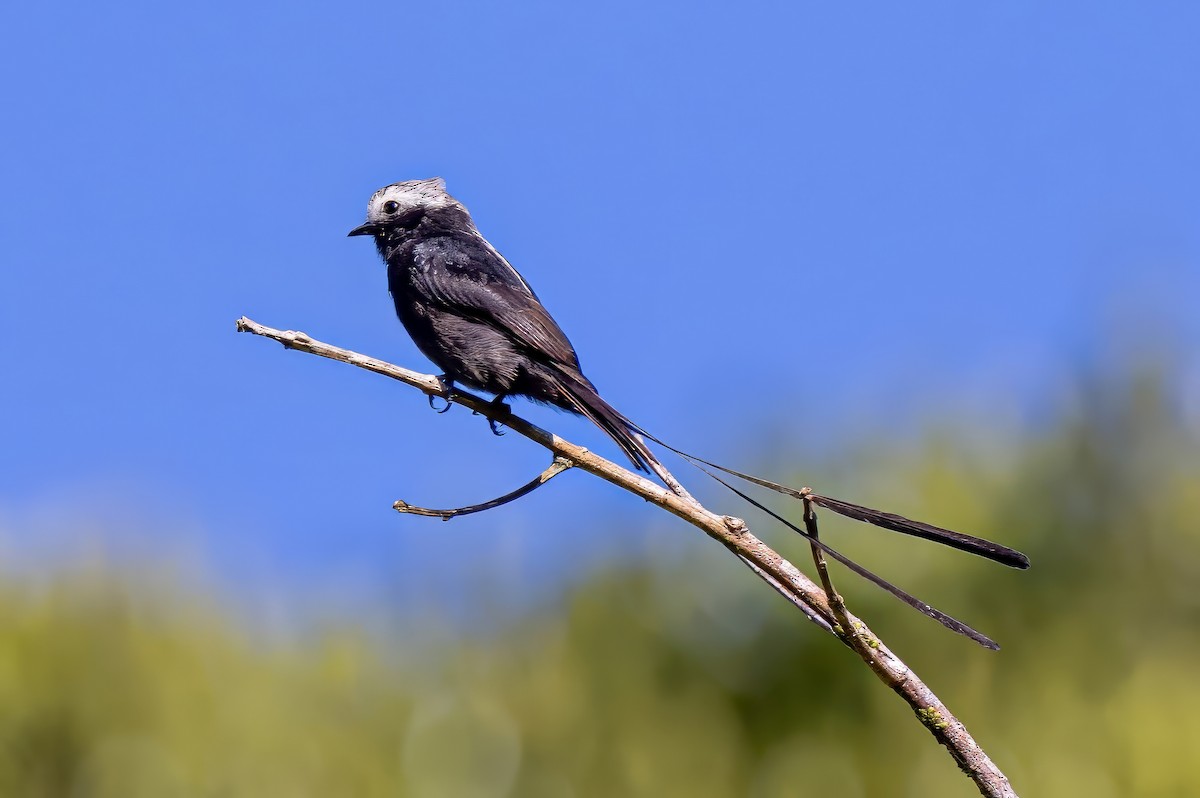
[348,178,656,471]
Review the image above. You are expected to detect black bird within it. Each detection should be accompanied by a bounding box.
[350,178,1030,648]
[348,178,657,472]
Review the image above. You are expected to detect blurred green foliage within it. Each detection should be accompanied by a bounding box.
[2,364,1197,797]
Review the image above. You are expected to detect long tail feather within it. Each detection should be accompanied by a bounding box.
[539,389,1026,647]
[621,420,1030,570]
[701,466,1001,649]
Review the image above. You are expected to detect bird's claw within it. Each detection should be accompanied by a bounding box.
[484,395,511,436]
[429,375,454,413]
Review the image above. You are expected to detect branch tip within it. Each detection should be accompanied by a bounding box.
[393,457,573,520]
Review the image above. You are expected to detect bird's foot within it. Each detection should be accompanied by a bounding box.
[429,375,454,414]
[481,394,511,436]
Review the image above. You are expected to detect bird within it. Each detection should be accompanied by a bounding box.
[349,177,1030,649]
[347,177,658,473]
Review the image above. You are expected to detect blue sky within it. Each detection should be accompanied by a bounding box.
[2,3,1198,615]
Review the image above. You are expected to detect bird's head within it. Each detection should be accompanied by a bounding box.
[347,178,460,238]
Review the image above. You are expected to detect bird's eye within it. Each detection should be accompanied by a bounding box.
[382,200,400,214]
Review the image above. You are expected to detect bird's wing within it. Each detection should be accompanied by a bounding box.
[411,237,582,369]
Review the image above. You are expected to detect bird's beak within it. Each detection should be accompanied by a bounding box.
[347,222,382,237]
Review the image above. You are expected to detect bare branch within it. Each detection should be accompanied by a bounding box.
[236,316,1019,798]
[394,456,573,519]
